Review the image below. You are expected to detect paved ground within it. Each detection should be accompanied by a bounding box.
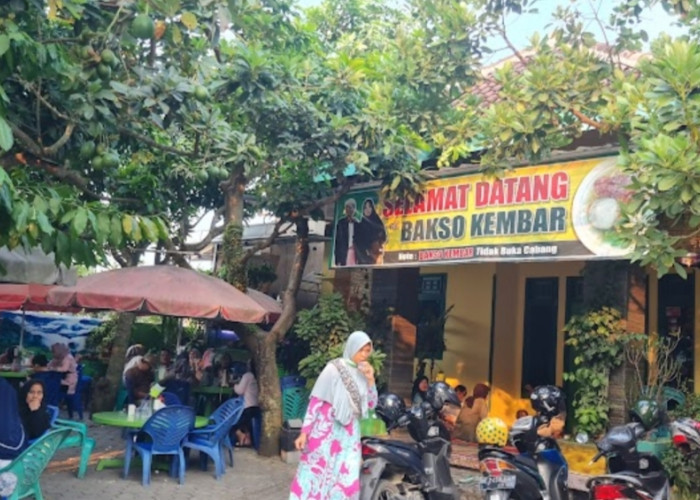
[41,412,483,500]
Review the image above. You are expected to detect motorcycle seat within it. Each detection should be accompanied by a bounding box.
[513,454,538,471]
[641,472,669,496]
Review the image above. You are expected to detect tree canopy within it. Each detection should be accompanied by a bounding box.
[438,0,700,275]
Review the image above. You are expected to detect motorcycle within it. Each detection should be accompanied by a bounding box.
[586,422,671,500]
[670,416,700,454]
[477,385,569,500]
[477,415,569,500]
[360,382,461,500]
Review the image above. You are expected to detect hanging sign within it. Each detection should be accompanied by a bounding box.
[331,156,632,268]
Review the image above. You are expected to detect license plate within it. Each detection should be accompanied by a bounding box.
[480,475,516,491]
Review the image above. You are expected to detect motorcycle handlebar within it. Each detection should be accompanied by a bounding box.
[590,451,604,464]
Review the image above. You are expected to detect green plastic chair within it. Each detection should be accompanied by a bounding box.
[0,427,71,500]
[282,386,309,421]
[54,419,95,479]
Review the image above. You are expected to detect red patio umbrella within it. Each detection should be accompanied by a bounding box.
[46,265,276,323]
[0,283,80,348]
[246,288,282,323]
[0,283,61,311]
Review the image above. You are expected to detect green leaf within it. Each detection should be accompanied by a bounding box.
[0,117,13,152]
[180,12,197,30]
[72,208,88,235]
[122,214,133,235]
[96,212,110,243]
[35,212,54,235]
[110,215,123,247]
[657,176,677,192]
[0,34,9,57]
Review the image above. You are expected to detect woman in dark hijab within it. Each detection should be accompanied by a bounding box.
[0,377,26,466]
[411,376,430,406]
[355,199,387,265]
[18,379,51,440]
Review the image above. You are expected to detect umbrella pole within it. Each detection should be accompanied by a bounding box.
[19,308,26,350]
[176,318,183,353]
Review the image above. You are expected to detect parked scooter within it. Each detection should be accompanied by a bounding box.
[670,416,700,454]
[360,382,461,500]
[476,385,569,500]
[587,400,671,500]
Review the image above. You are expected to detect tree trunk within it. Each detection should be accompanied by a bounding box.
[219,164,310,456]
[222,169,247,291]
[91,312,135,411]
[245,218,310,456]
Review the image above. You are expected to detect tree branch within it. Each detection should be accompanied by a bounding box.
[14,77,72,121]
[269,217,310,343]
[571,108,604,130]
[8,122,42,156]
[161,238,195,269]
[498,11,527,66]
[182,222,226,253]
[300,178,356,216]
[117,126,197,158]
[240,218,293,266]
[43,123,76,156]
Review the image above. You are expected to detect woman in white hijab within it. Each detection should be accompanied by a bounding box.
[289,331,377,500]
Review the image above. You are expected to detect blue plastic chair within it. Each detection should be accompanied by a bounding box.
[161,392,181,406]
[123,405,195,486]
[185,398,244,477]
[209,397,245,466]
[47,405,59,426]
[162,380,191,407]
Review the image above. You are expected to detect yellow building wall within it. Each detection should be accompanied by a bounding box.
[420,264,496,394]
[424,261,584,403]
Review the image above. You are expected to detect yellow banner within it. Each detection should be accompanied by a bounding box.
[332,157,632,267]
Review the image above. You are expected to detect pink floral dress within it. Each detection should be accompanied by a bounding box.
[289,386,378,500]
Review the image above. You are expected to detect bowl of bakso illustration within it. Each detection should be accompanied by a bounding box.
[572,159,633,257]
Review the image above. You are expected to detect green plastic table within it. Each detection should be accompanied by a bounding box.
[92,411,209,428]
[192,386,235,416]
[191,385,234,396]
[92,411,209,471]
[0,370,30,378]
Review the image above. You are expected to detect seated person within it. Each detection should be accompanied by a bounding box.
[155,348,175,383]
[232,360,260,446]
[214,353,235,387]
[516,409,529,420]
[452,383,490,442]
[455,385,468,407]
[18,380,51,440]
[537,413,566,439]
[411,376,429,406]
[0,377,27,467]
[30,354,49,372]
[124,357,154,404]
[0,346,19,365]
